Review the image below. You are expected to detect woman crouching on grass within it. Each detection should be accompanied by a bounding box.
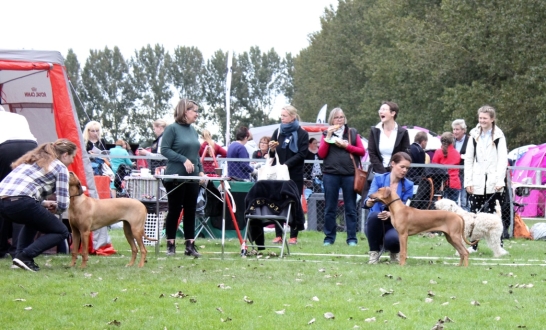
[363,152,414,264]
[0,139,77,272]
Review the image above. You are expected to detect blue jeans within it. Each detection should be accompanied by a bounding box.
[0,196,69,259]
[322,173,358,244]
[444,187,460,203]
[459,173,469,211]
[365,212,400,253]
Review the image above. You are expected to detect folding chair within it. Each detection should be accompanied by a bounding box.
[195,181,223,239]
[243,180,302,258]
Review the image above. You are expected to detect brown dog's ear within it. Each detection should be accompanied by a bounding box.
[384,187,392,198]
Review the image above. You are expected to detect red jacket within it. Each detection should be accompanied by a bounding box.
[432,145,461,189]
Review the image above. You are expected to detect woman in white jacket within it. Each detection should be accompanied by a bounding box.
[464,105,508,251]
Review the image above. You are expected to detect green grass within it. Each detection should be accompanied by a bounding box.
[1,228,546,329]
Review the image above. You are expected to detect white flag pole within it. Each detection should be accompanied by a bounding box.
[316,104,327,124]
[225,51,233,147]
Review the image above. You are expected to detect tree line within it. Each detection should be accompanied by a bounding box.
[293,0,546,149]
[65,45,293,146]
[66,0,546,150]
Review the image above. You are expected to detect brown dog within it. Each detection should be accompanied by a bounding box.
[68,172,156,268]
[369,187,477,266]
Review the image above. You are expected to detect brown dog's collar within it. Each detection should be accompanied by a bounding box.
[385,198,401,208]
[70,186,85,198]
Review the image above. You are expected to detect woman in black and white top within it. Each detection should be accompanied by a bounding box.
[367,101,410,174]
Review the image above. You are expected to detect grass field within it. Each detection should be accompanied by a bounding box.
[1,227,545,329]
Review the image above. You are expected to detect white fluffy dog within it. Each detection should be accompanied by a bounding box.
[434,199,509,257]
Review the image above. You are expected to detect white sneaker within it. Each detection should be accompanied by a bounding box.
[389,252,400,264]
[368,251,381,264]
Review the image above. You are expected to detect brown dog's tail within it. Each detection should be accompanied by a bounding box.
[460,215,480,246]
[143,234,158,242]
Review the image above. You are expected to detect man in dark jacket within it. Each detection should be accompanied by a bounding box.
[407,131,428,182]
[452,119,469,211]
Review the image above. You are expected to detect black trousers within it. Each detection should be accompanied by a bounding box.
[163,180,200,240]
[0,140,38,258]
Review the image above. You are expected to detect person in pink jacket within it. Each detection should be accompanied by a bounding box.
[432,132,461,202]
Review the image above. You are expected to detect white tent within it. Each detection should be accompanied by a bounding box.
[404,126,442,150]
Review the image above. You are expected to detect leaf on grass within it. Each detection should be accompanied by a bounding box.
[495,316,501,321]
[107,320,121,326]
[359,307,368,311]
[379,288,394,296]
[385,274,393,279]
[430,280,437,284]
[318,268,326,272]
[295,278,303,282]
[275,309,285,315]
[376,309,383,313]
[83,304,93,307]
[425,298,433,303]
[170,291,188,298]
[243,296,253,304]
[308,318,315,325]
[397,311,407,319]
[216,307,224,313]
[217,283,231,290]
[471,301,480,306]
[353,325,361,328]
[482,281,488,284]
[428,290,435,297]
[24,307,32,311]
[159,294,164,298]
[450,296,456,299]
[14,298,26,302]
[517,326,526,328]
[221,317,232,322]
[312,296,319,301]
[90,292,98,298]
[441,302,449,306]
[324,312,335,319]
[188,298,197,304]
[199,245,205,249]
[336,282,342,286]
[84,273,92,278]
[113,297,118,302]
[393,302,400,305]
[174,303,179,310]
[365,317,376,322]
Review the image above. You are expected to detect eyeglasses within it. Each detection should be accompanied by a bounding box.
[88,129,99,133]
[334,116,345,120]
[260,141,268,144]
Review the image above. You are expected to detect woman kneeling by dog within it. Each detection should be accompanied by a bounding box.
[363,152,414,264]
[0,139,76,271]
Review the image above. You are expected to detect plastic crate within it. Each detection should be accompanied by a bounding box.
[144,212,165,245]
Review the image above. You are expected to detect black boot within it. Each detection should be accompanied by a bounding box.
[166,241,176,256]
[184,240,201,258]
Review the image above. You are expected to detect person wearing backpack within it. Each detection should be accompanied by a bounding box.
[464,105,508,253]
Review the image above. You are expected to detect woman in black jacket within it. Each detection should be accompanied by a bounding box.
[268,105,309,245]
[367,101,410,174]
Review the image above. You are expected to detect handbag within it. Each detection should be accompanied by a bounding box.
[348,129,368,195]
[257,150,290,181]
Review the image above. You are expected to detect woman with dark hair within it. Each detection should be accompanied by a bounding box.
[268,105,309,245]
[161,99,205,257]
[318,108,366,246]
[432,132,461,202]
[367,101,410,174]
[227,126,257,180]
[0,139,77,271]
[363,152,414,264]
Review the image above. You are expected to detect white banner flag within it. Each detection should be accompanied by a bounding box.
[316,104,327,123]
[225,51,233,146]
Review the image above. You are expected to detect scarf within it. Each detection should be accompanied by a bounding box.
[280,120,300,153]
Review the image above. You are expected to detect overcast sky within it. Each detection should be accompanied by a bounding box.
[3,0,337,62]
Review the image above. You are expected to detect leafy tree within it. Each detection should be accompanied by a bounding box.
[131,44,173,143]
[80,46,136,143]
[64,49,87,126]
[168,46,205,102]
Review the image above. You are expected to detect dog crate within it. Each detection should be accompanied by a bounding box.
[142,201,168,246]
[125,176,167,201]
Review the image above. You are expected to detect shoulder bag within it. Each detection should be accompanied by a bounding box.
[348,129,367,195]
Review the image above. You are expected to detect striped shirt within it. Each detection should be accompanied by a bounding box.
[0,160,70,214]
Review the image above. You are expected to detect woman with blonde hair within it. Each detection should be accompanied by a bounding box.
[431,132,461,202]
[464,105,508,252]
[199,129,227,175]
[83,121,107,154]
[161,99,206,257]
[0,139,77,271]
[268,105,309,245]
